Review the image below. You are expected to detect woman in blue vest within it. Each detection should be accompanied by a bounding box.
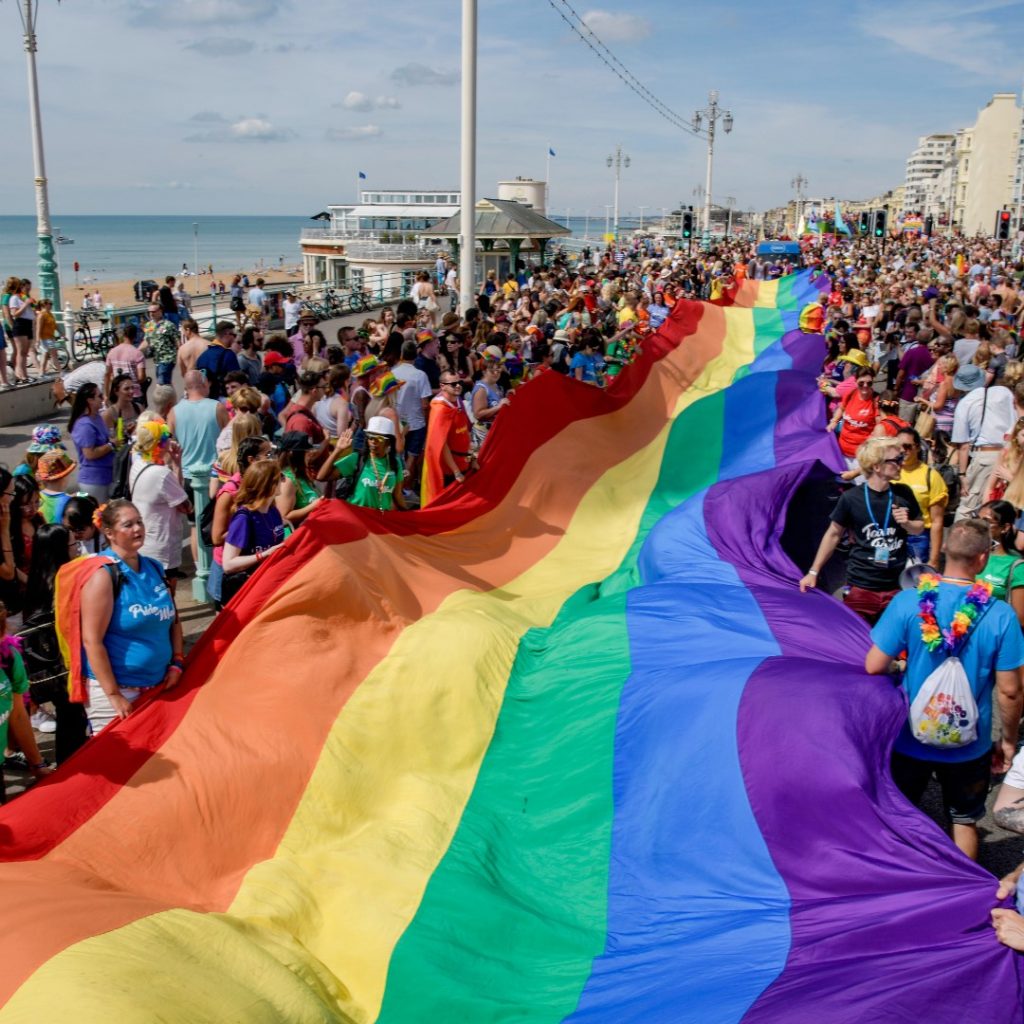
[79,499,184,732]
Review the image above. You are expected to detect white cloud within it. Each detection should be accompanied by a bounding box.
[230,117,294,141]
[185,116,295,143]
[342,90,373,111]
[132,181,195,190]
[854,1,1024,77]
[390,63,459,86]
[580,10,652,42]
[183,36,255,56]
[325,124,382,141]
[129,0,284,27]
[338,91,401,111]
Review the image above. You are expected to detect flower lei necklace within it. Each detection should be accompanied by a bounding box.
[917,573,993,653]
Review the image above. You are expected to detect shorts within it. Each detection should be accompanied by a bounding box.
[843,585,899,625]
[39,337,58,352]
[1005,747,1024,790]
[890,749,991,824]
[11,318,33,339]
[86,677,145,734]
[405,426,427,457]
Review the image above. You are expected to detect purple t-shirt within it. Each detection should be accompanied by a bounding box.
[70,413,114,485]
[898,344,934,402]
[225,506,284,554]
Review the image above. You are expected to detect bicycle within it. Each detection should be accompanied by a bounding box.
[70,312,117,364]
[348,288,374,313]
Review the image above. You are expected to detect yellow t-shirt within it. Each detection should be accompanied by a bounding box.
[896,461,948,528]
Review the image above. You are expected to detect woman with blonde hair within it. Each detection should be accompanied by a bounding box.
[211,411,262,493]
[991,417,1024,506]
[920,354,960,436]
[220,459,285,604]
[128,414,191,585]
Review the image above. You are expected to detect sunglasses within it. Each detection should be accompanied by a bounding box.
[884,454,906,465]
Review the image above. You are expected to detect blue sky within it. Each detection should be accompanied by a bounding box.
[0,0,1022,216]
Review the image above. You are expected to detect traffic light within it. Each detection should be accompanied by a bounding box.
[996,209,1012,240]
[872,209,887,238]
[858,211,869,235]
[682,211,693,239]
[924,215,933,237]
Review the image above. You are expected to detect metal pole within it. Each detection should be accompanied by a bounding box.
[604,205,611,237]
[584,209,590,239]
[703,99,715,239]
[613,155,620,242]
[21,0,60,309]
[639,205,647,231]
[458,0,477,314]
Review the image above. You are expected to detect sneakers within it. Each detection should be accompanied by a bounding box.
[30,709,57,734]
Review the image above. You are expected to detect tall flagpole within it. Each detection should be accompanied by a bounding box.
[19,0,60,309]
[458,0,477,314]
[545,147,551,213]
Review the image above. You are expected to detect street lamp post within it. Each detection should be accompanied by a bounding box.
[604,205,612,238]
[606,145,630,242]
[692,90,733,251]
[638,205,648,231]
[790,173,808,236]
[458,0,477,312]
[584,208,590,239]
[725,196,736,238]
[17,0,60,310]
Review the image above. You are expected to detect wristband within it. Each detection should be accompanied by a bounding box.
[170,657,185,671]
[807,569,818,576]
[168,663,184,674]
[28,761,46,771]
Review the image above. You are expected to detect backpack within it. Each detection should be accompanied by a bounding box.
[908,598,994,748]
[54,554,164,703]
[336,452,367,502]
[200,479,237,548]
[196,344,230,399]
[936,463,960,526]
[110,457,156,502]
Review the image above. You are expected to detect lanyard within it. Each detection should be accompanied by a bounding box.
[864,486,892,533]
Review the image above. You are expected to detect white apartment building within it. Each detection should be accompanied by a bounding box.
[903,134,955,214]
[955,93,1020,236]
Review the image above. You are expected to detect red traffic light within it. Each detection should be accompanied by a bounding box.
[73,261,79,272]
[1000,211,1011,221]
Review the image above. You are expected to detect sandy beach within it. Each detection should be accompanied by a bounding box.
[62,264,305,309]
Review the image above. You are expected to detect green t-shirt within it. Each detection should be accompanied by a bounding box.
[282,468,319,510]
[0,648,29,756]
[335,452,402,512]
[978,552,1024,602]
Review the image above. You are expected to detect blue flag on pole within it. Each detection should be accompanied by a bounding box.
[358,171,367,179]
[834,200,851,235]
[548,148,556,157]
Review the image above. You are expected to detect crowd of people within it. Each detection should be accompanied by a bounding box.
[6,229,1024,949]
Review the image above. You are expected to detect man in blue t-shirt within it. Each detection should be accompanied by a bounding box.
[866,518,1024,860]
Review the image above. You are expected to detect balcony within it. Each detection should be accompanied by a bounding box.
[301,227,440,260]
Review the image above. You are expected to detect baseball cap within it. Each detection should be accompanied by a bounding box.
[263,351,291,368]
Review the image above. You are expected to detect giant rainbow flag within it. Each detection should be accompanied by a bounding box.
[1,271,1022,1021]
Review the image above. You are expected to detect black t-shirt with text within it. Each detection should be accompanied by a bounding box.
[830,482,921,591]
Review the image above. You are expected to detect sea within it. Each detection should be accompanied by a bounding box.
[0,212,656,285]
[0,215,307,284]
